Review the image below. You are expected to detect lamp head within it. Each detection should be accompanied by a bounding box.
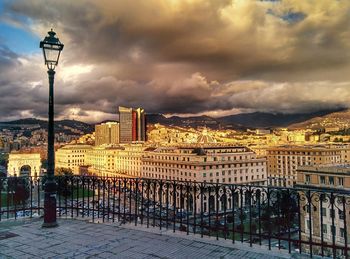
[39,29,64,70]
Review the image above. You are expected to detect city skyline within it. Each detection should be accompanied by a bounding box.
[1,0,350,123]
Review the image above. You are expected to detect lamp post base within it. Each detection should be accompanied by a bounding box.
[43,179,58,228]
[42,222,58,228]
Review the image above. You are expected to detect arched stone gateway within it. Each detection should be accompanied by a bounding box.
[20,165,31,177]
[7,153,41,177]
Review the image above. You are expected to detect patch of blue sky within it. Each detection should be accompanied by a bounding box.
[266,8,306,24]
[281,11,306,24]
[0,22,40,54]
[0,0,39,54]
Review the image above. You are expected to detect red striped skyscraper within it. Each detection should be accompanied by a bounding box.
[119,106,146,143]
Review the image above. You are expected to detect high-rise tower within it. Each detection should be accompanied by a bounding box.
[119,106,146,143]
[95,122,120,146]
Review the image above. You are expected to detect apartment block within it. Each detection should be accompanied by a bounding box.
[142,146,267,185]
[55,144,92,174]
[296,165,350,258]
[267,145,348,186]
[95,122,119,146]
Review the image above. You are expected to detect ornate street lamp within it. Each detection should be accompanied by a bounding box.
[40,29,64,228]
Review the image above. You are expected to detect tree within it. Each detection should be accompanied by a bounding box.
[277,192,298,231]
[55,167,73,176]
[55,168,74,198]
[41,159,48,170]
[261,210,273,233]
[227,215,234,223]
[251,223,257,234]
[7,177,30,204]
[0,153,8,167]
[236,224,244,233]
[239,212,246,221]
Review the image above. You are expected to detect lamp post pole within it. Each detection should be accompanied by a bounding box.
[40,29,63,228]
[43,68,57,228]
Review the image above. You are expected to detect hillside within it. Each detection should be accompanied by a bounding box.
[218,110,339,129]
[288,109,350,129]
[147,109,342,129]
[0,118,94,135]
[1,108,346,134]
[146,114,223,128]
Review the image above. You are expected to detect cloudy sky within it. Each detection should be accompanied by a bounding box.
[0,0,350,123]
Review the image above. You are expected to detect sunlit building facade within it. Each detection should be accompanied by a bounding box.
[296,165,350,258]
[95,122,120,146]
[142,146,267,185]
[56,144,148,177]
[267,145,347,187]
[55,144,92,174]
[119,106,146,143]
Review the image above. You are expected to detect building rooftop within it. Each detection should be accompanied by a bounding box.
[267,144,349,151]
[297,164,350,175]
[0,219,294,259]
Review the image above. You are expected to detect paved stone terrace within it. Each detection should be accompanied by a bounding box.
[0,218,306,259]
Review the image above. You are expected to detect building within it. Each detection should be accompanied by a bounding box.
[7,153,41,177]
[267,145,348,187]
[296,165,350,258]
[56,143,148,177]
[141,145,267,215]
[55,144,92,174]
[114,144,145,177]
[95,122,119,146]
[119,106,146,143]
[119,106,133,143]
[142,146,267,185]
[85,145,123,176]
[55,143,266,184]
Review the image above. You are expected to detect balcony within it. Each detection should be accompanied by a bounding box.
[0,175,349,258]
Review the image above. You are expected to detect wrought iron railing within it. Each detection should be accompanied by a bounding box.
[0,175,349,258]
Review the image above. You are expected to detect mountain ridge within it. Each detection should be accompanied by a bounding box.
[146,109,344,129]
[0,108,346,132]
[0,118,94,135]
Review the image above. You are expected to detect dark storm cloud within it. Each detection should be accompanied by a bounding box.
[1,0,350,122]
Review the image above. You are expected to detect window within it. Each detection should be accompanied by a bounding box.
[305,175,311,184]
[339,209,344,220]
[330,209,335,218]
[322,224,327,234]
[320,176,326,184]
[306,206,310,213]
[331,226,336,236]
[338,177,344,186]
[340,228,345,238]
[321,208,327,217]
[329,176,334,185]
[203,173,206,177]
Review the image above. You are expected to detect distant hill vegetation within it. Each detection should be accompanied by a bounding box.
[0,118,94,135]
[146,109,343,129]
[1,108,345,134]
[288,109,350,130]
